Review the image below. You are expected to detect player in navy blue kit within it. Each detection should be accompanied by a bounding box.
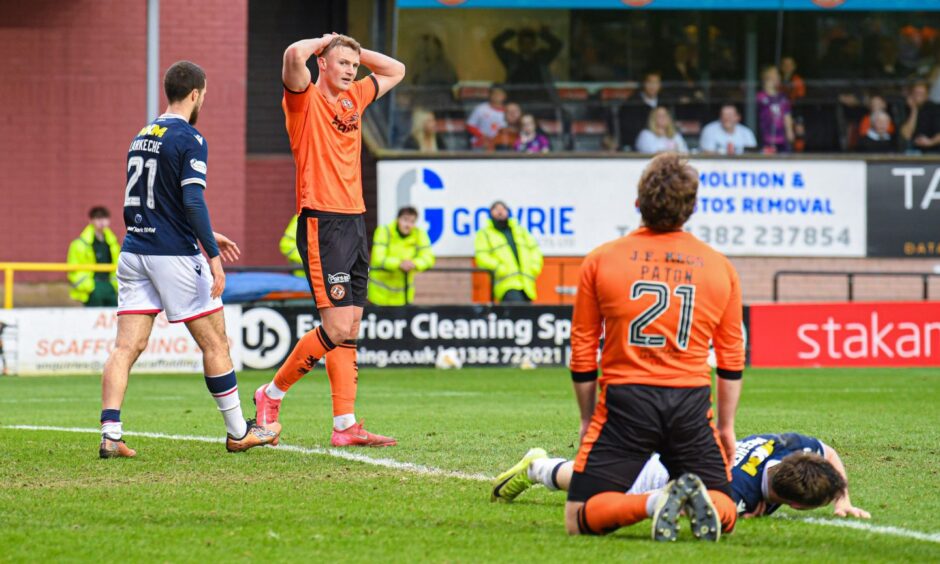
[98,61,280,458]
[494,433,870,519]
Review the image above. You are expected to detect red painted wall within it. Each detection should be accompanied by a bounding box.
[0,0,248,277]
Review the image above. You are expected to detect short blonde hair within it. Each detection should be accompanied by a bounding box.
[320,34,361,58]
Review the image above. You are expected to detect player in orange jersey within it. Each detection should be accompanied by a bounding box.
[253,33,405,447]
[564,153,744,541]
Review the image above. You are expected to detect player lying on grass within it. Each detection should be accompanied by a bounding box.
[492,432,871,520]
[99,61,280,458]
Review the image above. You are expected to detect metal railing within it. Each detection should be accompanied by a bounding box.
[1,262,117,309]
[0,262,495,308]
[772,270,940,303]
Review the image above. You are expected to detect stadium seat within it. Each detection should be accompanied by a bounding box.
[436,117,470,151]
[571,120,608,151]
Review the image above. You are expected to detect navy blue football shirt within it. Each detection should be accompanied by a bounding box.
[730,433,826,516]
[122,113,208,256]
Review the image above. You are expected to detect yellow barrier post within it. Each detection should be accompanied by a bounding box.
[0,262,118,309]
[3,268,13,309]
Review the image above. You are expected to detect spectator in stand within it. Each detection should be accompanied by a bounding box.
[662,44,699,89]
[402,108,444,151]
[856,111,896,153]
[780,56,806,101]
[67,206,121,307]
[900,82,930,147]
[869,38,902,82]
[492,26,563,103]
[698,104,757,155]
[467,87,507,149]
[411,33,458,108]
[492,102,523,151]
[635,107,689,154]
[857,95,895,138]
[913,90,940,154]
[514,114,550,154]
[617,71,662,150]
[756,65,795,153]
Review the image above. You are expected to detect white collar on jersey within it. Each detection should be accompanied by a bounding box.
[761,459,781,501]
[158,113,188,121]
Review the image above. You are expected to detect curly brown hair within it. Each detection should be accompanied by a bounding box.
[637,152,699,231]
[771,452,847,508]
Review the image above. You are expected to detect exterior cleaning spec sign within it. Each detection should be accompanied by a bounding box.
[241,305,572,369]
[378,159,866,257]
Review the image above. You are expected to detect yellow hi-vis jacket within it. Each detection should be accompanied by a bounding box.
[66,224,120,303]
[280,215,304,277]
[474,219,543,301]
[368,222,435,305]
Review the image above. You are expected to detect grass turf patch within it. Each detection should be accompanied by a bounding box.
[0,368,938,562]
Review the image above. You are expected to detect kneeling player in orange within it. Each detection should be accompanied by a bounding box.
[253,33,405,446]
[564,153,744,541]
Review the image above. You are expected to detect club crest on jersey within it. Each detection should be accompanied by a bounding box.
[330,285,346,300]
[341,98,353,109]
[189,159,207,174]
[328,272,351,284]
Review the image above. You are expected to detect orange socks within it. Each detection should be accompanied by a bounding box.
[580,493,651,535]
[272,326,335,392]
[326,340,359,417]
[708,490,738,533]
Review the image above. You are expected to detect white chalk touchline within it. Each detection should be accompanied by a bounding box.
[778,515,940,545]
[1,425,490,482]
[4,425,940,545]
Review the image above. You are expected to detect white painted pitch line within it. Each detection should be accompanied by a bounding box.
[0,425,491,482]
[779,516,940,545]
[5,425,940,546]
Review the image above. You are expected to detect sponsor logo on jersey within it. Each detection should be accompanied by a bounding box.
[189,159,207,174]
[330,285,346,300]
[138,124,168,138]
[331,114,360,134]
[328,272,351,284]
[194,134,204,145]
[740,439,776,477]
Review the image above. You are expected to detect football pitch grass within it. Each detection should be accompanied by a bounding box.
[1,368,938,562]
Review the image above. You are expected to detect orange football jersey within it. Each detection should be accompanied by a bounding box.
[570,227,744,388]
[282,76,378,214]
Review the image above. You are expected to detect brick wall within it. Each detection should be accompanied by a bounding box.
[0,0,249,278]
[161,0,248,257]
[244,155,296,266]
[408,256,940,305]
[0,0,146,272]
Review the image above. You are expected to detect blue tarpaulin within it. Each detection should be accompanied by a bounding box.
[221,272,310,304]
